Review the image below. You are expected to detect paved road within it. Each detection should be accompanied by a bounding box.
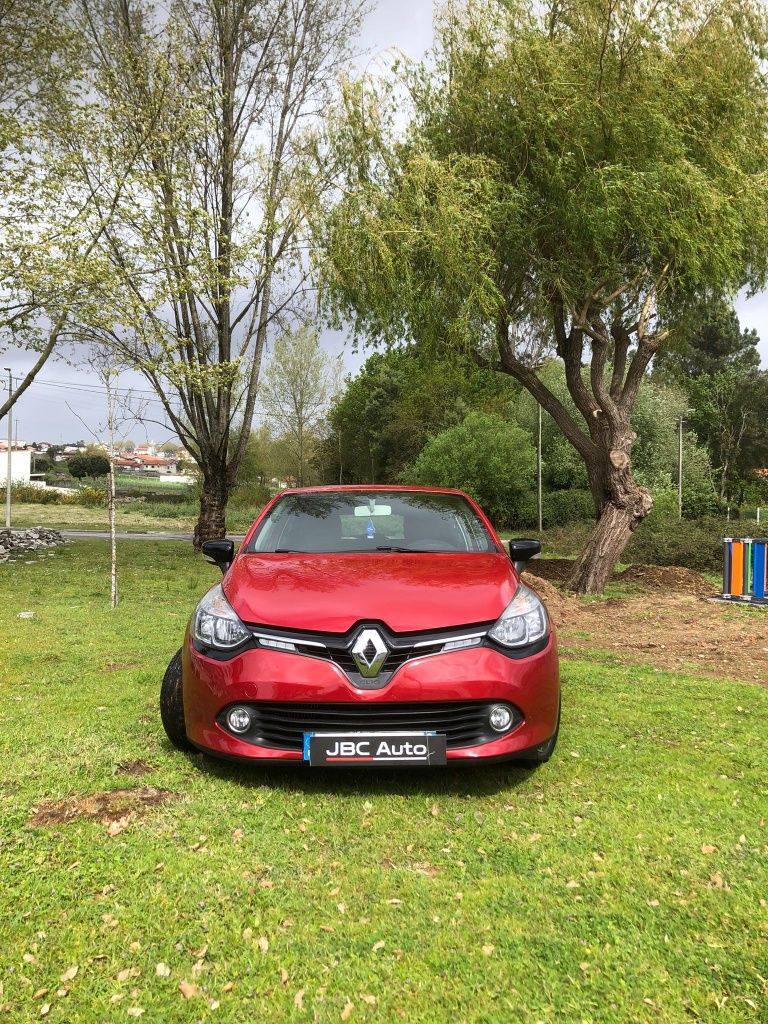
[61,530,247,542]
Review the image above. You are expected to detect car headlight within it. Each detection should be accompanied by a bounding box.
[488,583,549,648]
[193,583,250,649]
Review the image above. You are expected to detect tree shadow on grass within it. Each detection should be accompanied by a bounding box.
[185,748,538,799]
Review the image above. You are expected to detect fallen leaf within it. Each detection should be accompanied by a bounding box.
[190,944,208,959]
[232,828,243,841]
[386,898,402,905]
[23,953,36,964]
[127,1009,145,1018]
[341,1001,354,1020]
[701,844,717,854]
[33,989,48,1000]
[279,969,289,985]
[579,962,589,972]
[294,988,305,1010]
[221,982,234,993]
[566,880,580,889]
[60,967,78,983]
[320,925,335,933]
[209,999,220,1009]
[361,994,376,1005]
[259,879,274,889]
[179,980,199,999]
[481,945,494,957]
[129,942,141,952]
[155,963,171,978]
[647,900,660,908]
[372,940,385,952]
[110,994,124,1004]
[709,872,725,889]
[242,927,253,941]
[337,903,346,915]
[117,968,140,982]
[39,1006,51,1018]
[430,804,439,816]
[56,988,68,998]
[257,936,269,953]
[107,815,131,837]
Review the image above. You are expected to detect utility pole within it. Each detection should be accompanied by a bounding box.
[537,403,543,533]
[4,369,12,529]
[677,415,684,521]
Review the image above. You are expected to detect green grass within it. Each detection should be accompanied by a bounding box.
[1,543,767,1023]
[6,502,260,534]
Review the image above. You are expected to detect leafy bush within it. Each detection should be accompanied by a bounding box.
[0,484,66,505]
[410,412,536,526]
[627,514,729,572]
[68,453,110,479]
[229,480,271,510]
[516,488,595,528]
[76,487,107,508]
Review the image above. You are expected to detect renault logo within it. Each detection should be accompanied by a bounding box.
[350,628,389,678]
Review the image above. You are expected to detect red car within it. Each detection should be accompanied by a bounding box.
[160,486,560,768]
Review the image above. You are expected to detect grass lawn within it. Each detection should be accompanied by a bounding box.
[8,502,258,535]
[1,542,766,1023]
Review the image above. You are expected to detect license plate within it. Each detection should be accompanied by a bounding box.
[304,732,447,766]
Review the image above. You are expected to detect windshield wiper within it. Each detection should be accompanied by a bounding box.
[273,548,307,553]
[375,545,433,553]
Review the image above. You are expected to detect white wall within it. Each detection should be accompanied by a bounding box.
[2,449,32,484]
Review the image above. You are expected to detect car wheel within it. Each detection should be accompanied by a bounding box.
[160,649,195,752]
[513,698,560,767]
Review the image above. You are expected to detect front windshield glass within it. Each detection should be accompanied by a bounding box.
[247,491,497,554]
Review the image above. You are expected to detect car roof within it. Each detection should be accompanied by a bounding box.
[275,485,471,498]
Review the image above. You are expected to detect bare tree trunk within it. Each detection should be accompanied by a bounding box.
[194,469,229,548]
[567,442,653,594]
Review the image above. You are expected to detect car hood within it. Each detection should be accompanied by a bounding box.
[225,552,517,633]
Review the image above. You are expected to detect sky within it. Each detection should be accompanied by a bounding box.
[1,0,766,445]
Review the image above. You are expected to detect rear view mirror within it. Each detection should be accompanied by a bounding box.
[202,539,235,574]
[508,538,541,572]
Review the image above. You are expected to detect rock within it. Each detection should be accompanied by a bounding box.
[0,528,66,564]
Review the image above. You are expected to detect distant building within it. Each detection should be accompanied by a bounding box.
[0,447,32,484]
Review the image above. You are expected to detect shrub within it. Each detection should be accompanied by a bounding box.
[0,484,79,505]
[627,515,728,572]
[515,488,595,529]
[411,412,536,527]
[68,453,110,479]
[76,487,107,508]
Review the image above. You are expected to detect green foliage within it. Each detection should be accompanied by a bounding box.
[76,486,107,508]
[0,484,66,506]
[410,411,535,525]
[325,348,519,484]
[67,453,110,479]
[516,489,596,530]
[627,515,729,573]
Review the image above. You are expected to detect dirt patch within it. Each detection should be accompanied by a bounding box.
[525,566,767,684]
[105,661,142,672]
[115,759,153,777]
[521,572,572,628]
[526,558,576,583]
[29,786,171,827]
[614,564,714,597]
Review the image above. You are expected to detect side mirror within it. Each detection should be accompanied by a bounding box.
[202,539,235,574]
[508,538,541,572]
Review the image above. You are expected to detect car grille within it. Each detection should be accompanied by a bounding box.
[250,621,494,689]
[218,700,522,751]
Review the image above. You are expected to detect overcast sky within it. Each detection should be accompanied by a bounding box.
[2,0,766,444]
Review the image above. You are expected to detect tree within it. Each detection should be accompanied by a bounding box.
[323,348,517,484]
[66,0,365,546]
[656,300,761,379]
[0,1,122,422]
[67,453,110,478]
[320,0,768,592]
[258,327,340,486]
[411,411,536,526]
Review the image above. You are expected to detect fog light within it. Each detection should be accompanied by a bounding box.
[489,704,513,733]
[227,706,251,734]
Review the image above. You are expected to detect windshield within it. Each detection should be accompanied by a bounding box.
[247,491,498,554]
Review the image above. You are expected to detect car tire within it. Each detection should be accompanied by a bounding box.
[513,698,560,767]
[160,649,195,752]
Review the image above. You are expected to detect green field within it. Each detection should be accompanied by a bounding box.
[0,542,766,1023]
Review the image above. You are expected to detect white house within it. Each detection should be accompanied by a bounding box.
[0,447,32,484]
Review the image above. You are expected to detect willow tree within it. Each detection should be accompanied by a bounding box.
[69,0,364,546]
[320,0,768,592]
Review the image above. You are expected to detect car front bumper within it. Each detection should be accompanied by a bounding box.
[182,631,560,764]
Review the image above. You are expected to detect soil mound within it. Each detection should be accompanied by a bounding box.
[520,571,574,628]
[614,564,713,597]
